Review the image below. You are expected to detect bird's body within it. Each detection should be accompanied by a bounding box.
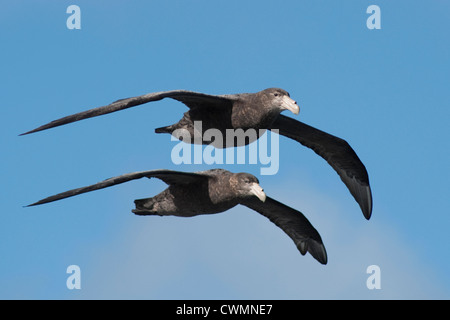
[134,169,250,216]
[155,89,293,147]
[28,168,328,265]
[21,87,372,219]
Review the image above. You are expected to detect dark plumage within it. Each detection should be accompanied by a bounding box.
[27,168,328,265]
[21,88,372,219]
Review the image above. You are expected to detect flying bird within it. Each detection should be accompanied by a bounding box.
[27,168,328,265]
[21,88,372,219]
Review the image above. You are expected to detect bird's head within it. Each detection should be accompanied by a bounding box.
[261,88,300,115]
[233,173,267,202]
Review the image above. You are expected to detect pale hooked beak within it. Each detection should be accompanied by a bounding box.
[250,183,267,202]
[281,96,300,115]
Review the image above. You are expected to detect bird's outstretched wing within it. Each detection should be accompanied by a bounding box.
[20,90,235,135]
[272,115,372,219]
[26,169,209,207]
[242,196,327,265]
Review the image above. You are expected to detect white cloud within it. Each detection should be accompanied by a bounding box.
[78,182,449,299]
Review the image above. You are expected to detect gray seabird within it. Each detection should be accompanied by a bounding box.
[21,88,372,219]
[27,168,328,265]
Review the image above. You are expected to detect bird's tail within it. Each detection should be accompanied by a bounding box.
[155,125,172,134]
[132,197,160,216]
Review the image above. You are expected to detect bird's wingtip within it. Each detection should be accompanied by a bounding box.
[20,127,45,136]
[24,200,45,207]
[363,209,372,220]
[308,240,328,265]
[344,175,373,221]
[19,128,40,136]
[298,240,328,265]
[361,185,373,220]
[315,244,328,265]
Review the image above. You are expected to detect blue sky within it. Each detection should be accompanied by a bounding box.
[1,0,449,299]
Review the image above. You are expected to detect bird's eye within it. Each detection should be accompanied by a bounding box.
[274,93,279,97]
